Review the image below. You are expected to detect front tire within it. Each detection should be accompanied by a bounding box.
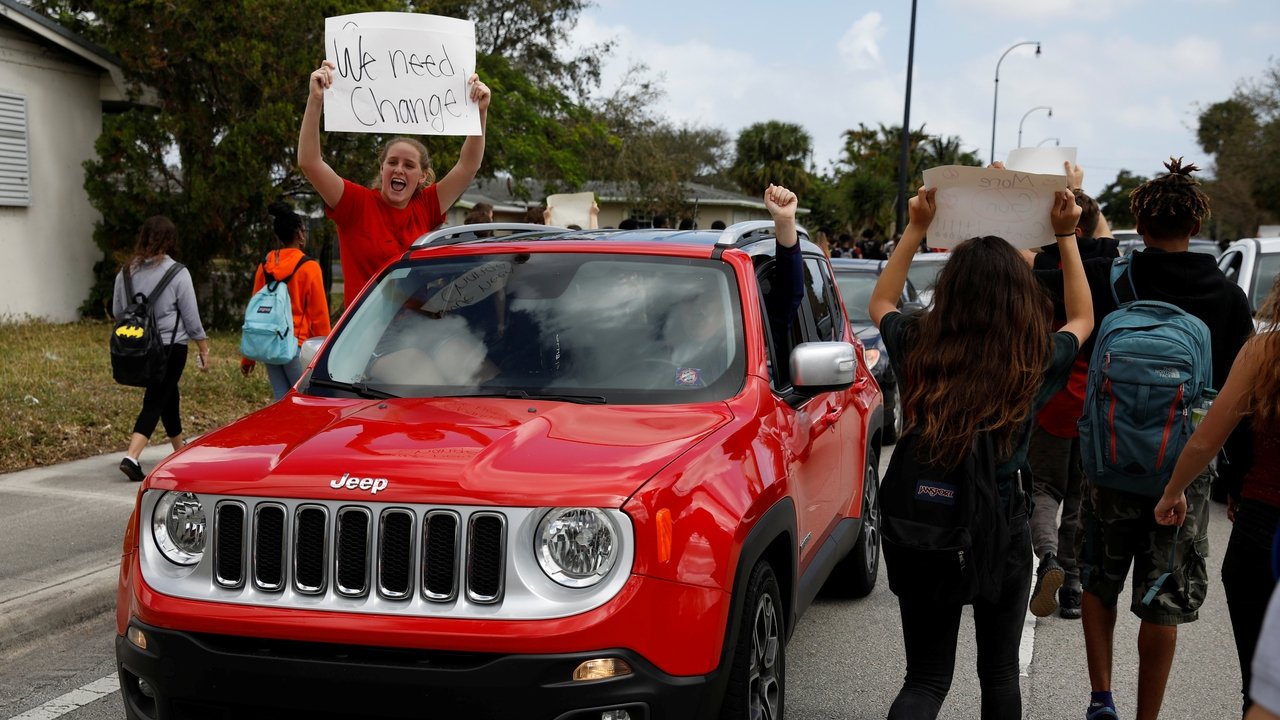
[720,561,785,720]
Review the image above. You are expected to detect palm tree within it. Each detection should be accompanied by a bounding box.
[729,121,813,195]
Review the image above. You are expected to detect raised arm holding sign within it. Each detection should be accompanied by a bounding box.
[298,12,492,310]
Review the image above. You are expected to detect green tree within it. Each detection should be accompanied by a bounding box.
[575,63,730,218]
[33,0,611,324]
[1196,60,1280,239]
[729,121,813,196]
[1094,169,1148,230]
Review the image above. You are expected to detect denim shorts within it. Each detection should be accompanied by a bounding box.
[1078,471,1211,625]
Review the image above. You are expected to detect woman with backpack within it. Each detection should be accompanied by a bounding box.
[298,60,492,310]
[112,216,210,482]
[868,187,1093,719]
[1155,276,1280,717]
[240,201,332,400]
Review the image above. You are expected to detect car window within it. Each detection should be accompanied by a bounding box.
[804,258,839,342]
[758,260,804,392]
[1219,250,1243,285]
[906,259,946,297]
[834,272,876,324]
[1251,252,1280,312]
[314,253,745,403]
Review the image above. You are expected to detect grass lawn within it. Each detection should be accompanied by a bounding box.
[0,320,275,473]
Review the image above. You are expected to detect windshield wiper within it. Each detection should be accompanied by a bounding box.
[460,389,608,405]
[308,377,400,400]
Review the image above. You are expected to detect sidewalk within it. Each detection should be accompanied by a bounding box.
[0,444,175,653]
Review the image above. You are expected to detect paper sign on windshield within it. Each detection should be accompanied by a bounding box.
[1005,146,1078,176]
[323,13,481,136]
[545,192,596,228]
[922,166,1069,250]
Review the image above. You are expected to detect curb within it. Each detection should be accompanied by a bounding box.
[0,564,117,654]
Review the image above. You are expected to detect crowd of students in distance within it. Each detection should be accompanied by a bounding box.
[108,58,1280,720]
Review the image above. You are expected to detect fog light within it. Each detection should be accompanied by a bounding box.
[572,658,633,681]
[126,626,149,650]
[137,677,156,699]
[601,711,631,720]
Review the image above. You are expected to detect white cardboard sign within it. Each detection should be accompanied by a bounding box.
[922,165,1069,249]
[1005,146,1078,176]
[323,13,481,136]
[545,192,596,228]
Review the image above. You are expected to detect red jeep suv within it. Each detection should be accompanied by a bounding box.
[115,221,886,719]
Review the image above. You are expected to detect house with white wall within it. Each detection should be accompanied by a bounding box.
[0,0,142,321]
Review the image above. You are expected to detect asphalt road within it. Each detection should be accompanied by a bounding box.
[0,448,1246,719]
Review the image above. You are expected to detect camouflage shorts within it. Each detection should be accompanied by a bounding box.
[1078,471,1211,625]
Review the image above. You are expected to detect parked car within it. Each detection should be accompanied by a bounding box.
[905,251,950,306]
[1218,236,1280,328]
[830,258,917,444]
[114,221,886,719]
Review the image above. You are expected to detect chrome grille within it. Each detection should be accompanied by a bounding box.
[207,501,507,605]
[253,504,286,591]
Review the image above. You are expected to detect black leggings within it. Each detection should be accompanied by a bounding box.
[888,525,1033,720]
[132,343,188,439]
[1221,499,1280,717]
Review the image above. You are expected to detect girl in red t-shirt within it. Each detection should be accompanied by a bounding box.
[298,60,492,309]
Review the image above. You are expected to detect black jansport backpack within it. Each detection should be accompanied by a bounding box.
[111,263,185,387]
[879,428,1012,605]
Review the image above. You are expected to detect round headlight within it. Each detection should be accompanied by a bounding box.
[536,508,618,588]
[152,491,205,565]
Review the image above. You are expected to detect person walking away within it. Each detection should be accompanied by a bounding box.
[1033,158,1254,720]
[1027,177,1121,619]
[1155,275,1280,717]
[298,60,492,310]
[240,201,332,400]
[112,216,209,482]
[870,186,1092,719]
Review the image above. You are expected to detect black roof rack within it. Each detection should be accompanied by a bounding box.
[409,220,810,251]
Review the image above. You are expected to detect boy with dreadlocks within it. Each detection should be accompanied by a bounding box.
[1035,157,1253,720]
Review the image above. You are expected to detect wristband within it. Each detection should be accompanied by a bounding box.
[1054,232,1075,237]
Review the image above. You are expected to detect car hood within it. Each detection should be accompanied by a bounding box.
[151,395,733,508]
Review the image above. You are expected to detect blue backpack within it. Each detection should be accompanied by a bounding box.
[1078,256,1213,497]
[240,254,312,365]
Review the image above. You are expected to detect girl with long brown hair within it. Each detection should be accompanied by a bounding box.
[1156,276,1280,716]
[868,187,1093,719]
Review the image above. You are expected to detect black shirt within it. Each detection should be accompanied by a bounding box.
[1034,247,1253,390]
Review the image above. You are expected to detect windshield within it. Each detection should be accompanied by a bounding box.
[834,273,875,324]
[309,252,745,403]
[1253,252,1280,312]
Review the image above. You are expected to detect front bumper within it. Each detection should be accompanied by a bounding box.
[116,620,715,720]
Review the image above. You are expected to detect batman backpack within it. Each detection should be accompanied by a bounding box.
[110,263,185,387]
[1077,256,1213,497]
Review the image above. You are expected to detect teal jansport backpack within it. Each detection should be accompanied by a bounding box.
[239,253,312,365]
[1077,256,1213,497]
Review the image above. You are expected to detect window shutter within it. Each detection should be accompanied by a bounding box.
[0,93,31,207]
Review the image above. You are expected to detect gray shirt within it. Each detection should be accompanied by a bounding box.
[1253,583,1280,713]
[112,255,207,345]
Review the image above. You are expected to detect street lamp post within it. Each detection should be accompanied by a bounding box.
[1017,106,1052,148]
[990,41,1041,165]
[895,0,919,236]
[1037,137,1061,147]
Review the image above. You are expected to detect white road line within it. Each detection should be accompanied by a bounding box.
[7,673,118,720]
[1019,606,1037,677]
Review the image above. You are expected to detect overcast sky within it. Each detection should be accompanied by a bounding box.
[570,0,1278,198]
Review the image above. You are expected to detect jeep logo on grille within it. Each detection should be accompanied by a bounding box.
[331,473,389,495]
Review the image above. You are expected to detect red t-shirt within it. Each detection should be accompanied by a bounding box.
[326,179,445,308]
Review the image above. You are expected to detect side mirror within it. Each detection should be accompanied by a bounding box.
[791,341,856,394]
[299,335,326,367]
